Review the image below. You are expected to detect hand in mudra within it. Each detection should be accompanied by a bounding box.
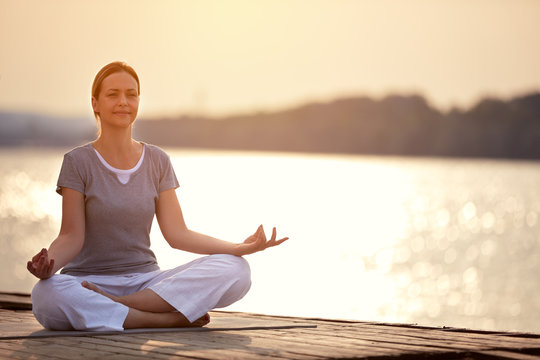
[240,225,288,255]
[27,248,55,280]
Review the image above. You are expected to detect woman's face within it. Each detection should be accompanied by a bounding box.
[92,71,139,130]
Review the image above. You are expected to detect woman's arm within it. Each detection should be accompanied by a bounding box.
[156,189,288,256]
[27,187,85,279]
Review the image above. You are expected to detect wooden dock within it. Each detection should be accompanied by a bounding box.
[1,292,539,359]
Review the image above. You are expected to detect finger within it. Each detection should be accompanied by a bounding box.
[47,259,55,276]
[270,237,289,247]
[37,254,45,268]
[259,225,267,241]
[265,227,280,245]
[277,237,289,244]
[34,263,44,277]
[257,229,268,249]
[256,231,265,247]
[32,249,44,263]
[28,259,37,270]
[255,226,263,239]
[27,261,35,274]
[37,254,50,274]
[37,249,48,262]
[270,227,277,242]
[251,226,261,241]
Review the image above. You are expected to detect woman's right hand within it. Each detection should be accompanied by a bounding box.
[27,248,55,280]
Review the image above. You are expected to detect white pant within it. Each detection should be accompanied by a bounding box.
[31,254,251,331]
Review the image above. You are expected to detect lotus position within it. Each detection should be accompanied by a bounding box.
[26,61,288,331]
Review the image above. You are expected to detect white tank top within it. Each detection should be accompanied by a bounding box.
[93,146,145,184]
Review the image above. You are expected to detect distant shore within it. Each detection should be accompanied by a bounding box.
[2,92,540,160]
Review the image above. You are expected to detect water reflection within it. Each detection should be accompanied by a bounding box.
[386,159,540,331]
[1,148,539,333]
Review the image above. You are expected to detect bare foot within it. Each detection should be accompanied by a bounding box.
[81,281,120,303]
[123,309,211,329]
[193,313,211,327]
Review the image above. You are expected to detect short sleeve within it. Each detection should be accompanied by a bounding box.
[158,152,180,193]
[56,154,85,195]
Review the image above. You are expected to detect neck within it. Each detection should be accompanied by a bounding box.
[92,126,143,169]
[94,124,135,154]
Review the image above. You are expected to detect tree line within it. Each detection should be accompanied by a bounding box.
[134,92,540,159]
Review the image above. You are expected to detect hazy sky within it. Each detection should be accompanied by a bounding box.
[1,0,539,118]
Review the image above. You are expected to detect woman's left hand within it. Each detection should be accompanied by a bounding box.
[237,225,288,256]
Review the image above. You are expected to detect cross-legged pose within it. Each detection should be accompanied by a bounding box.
[27,61,288,331]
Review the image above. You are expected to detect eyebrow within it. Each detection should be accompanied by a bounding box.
[106,88,138,92]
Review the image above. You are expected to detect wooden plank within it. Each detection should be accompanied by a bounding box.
[235,328,448,358]
[0,339,100,360]
[118,332,328,359]
[260,327,461,354]
[311,326,506,350]
[295,320,540,349]
[217,329,406,358]
[280,324,477,348]
[0,309,33,320]
[146,330,378,359]
[0,293,32,310]
[41,337,178,359]
[477,350,540,360]
[69,334,293,360]
[328,328,539,355]
[271,325,480,350]
[0,340,157,360]
[141,338,286,360]
[344,321,540,344]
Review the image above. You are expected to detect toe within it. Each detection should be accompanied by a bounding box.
[192,313,210,327]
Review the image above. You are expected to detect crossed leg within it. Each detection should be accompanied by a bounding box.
[81,281,210,329]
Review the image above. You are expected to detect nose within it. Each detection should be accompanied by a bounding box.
[118,93,128,105]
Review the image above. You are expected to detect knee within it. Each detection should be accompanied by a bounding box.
[31,276,76,330]
[210,254,251,290]
[32,277,61,315]
[232,256,251,290]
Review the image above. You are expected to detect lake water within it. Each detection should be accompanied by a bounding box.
[1,147,539,333]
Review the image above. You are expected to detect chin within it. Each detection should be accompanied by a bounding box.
[102,120,135,130]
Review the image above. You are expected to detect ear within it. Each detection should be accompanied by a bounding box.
[91,97,99,113]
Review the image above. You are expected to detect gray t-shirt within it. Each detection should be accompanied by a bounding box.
[56,142,179,276]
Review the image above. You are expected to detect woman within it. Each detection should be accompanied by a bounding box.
[27,61,288,331]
